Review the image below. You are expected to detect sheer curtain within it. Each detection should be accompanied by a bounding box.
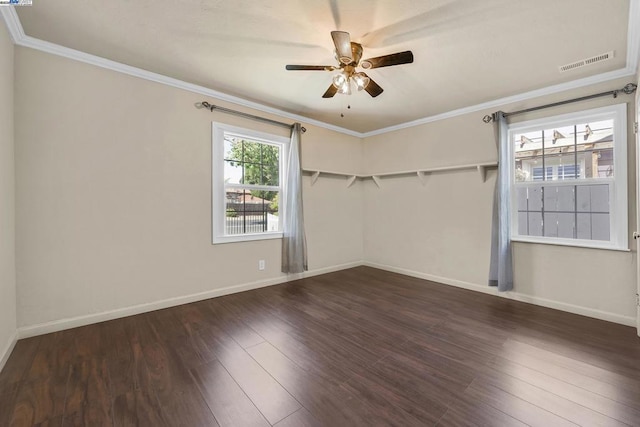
[488,112,513,291]
[281,123,308,273]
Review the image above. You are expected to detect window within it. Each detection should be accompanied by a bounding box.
[508,104,627,250]
[212,123,289,244]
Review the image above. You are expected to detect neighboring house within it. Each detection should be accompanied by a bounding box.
[515,124,614,181]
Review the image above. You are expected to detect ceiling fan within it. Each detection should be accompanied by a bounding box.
[285,31,414,98]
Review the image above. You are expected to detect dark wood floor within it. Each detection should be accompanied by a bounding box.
[1,267,640,426]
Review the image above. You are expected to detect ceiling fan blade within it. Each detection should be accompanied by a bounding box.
[362,74,383,97]
[286,65,334,71]
[361,51,414,69]
[331,31,353,65]
[322,84,338,98]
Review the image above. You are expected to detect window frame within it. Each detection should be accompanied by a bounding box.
[507,103,628,251]
[211,122,289,245]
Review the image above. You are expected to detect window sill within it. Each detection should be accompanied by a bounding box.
[511,236,630,252]
[213,232,283,245]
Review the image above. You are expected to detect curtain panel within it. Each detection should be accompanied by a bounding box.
[488,112,514,291]
[281,123,308,273]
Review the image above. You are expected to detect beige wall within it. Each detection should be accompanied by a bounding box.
[10,42,638,331]
[363,77,637,324]
[0,20,17,362]
[14,47,363,328]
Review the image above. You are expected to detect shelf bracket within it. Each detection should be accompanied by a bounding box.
[346,175,357,188]
[371,175,381,188]
[477,165,487,183]
[311,171,320,186]
[417,171,427,186]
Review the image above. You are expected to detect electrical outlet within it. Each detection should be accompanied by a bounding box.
[258,260,265,271]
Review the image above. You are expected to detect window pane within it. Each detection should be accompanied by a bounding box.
[223,136,281,186]
[261,145,280,186]
[590,184,609,213]
[557,213,575,238]
[224,137,241,161]
[224,160,243,184]
[515,183,610,242]
[543,212,559,237]
[243,162,262,185]
[576,213,591,239]
[514,120,614,182]
[576,119,614,178]
[514,130,542,182]
[543,185,574,212]
[224,137,244,184]
[592,213,610,241]
[528,186,543,211]
[225,188,279,235]
[517,212,528,235]
[541,125,577,181]
[528,212,543,236]
[242,141,261,163]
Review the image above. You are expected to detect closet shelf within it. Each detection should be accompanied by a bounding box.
[303,161,497,188]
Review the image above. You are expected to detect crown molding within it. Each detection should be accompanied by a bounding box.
[0,6,362,138]
[2,3,639,139]
[626,0,640,75]
[361,67,637,138]
[0,5,24,43]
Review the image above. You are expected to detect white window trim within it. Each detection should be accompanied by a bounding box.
[211,122,289,244]
[507,103,628,251]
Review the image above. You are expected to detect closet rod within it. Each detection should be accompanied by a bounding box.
[482,83,637,123]
[196,101,306,133]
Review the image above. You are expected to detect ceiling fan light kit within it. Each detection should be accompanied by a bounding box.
[286,31,414,98]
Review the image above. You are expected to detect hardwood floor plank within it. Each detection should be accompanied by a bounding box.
[273,408,321,427]
[485,356,640,425]
[223,297,370,386]
[10,376,68,426]
[159,386,220,427]
[478,367,627,427]
[435,397,528,427]
[138,339,193,401]
[247,342,428,426]
[196,325,301,424]
[63,358,114,426]
[363,351,473,413]
[498,338,640,410]
[1,267,639,427]
[0,337,42,394]
[247,341,405,427]
[0,389,19,426]
[113,390,167,427]
[191,359,268,427]
[339,367,446,426]
[25,331,74,384]
[465,378,578,427]
[502,339,640,394]
[206,299,266,349]
[33,415,63,426]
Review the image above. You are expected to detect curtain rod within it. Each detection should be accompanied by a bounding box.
[482,83,637,123]
[196,101,306,133]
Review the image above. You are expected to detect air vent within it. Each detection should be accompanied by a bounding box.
[559,51,614,73]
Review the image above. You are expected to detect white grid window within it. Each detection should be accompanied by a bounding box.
[212,123,289,244]
[508,104,627,251]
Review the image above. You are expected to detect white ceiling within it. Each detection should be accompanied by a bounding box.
[14,0,633,133]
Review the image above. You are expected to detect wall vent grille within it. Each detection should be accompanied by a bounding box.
[559,51,614,72]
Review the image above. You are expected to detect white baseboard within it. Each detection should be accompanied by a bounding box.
[15,259,636,339]
[17,261,363,338]
[0,331,18,373]
[364,261,637,327]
